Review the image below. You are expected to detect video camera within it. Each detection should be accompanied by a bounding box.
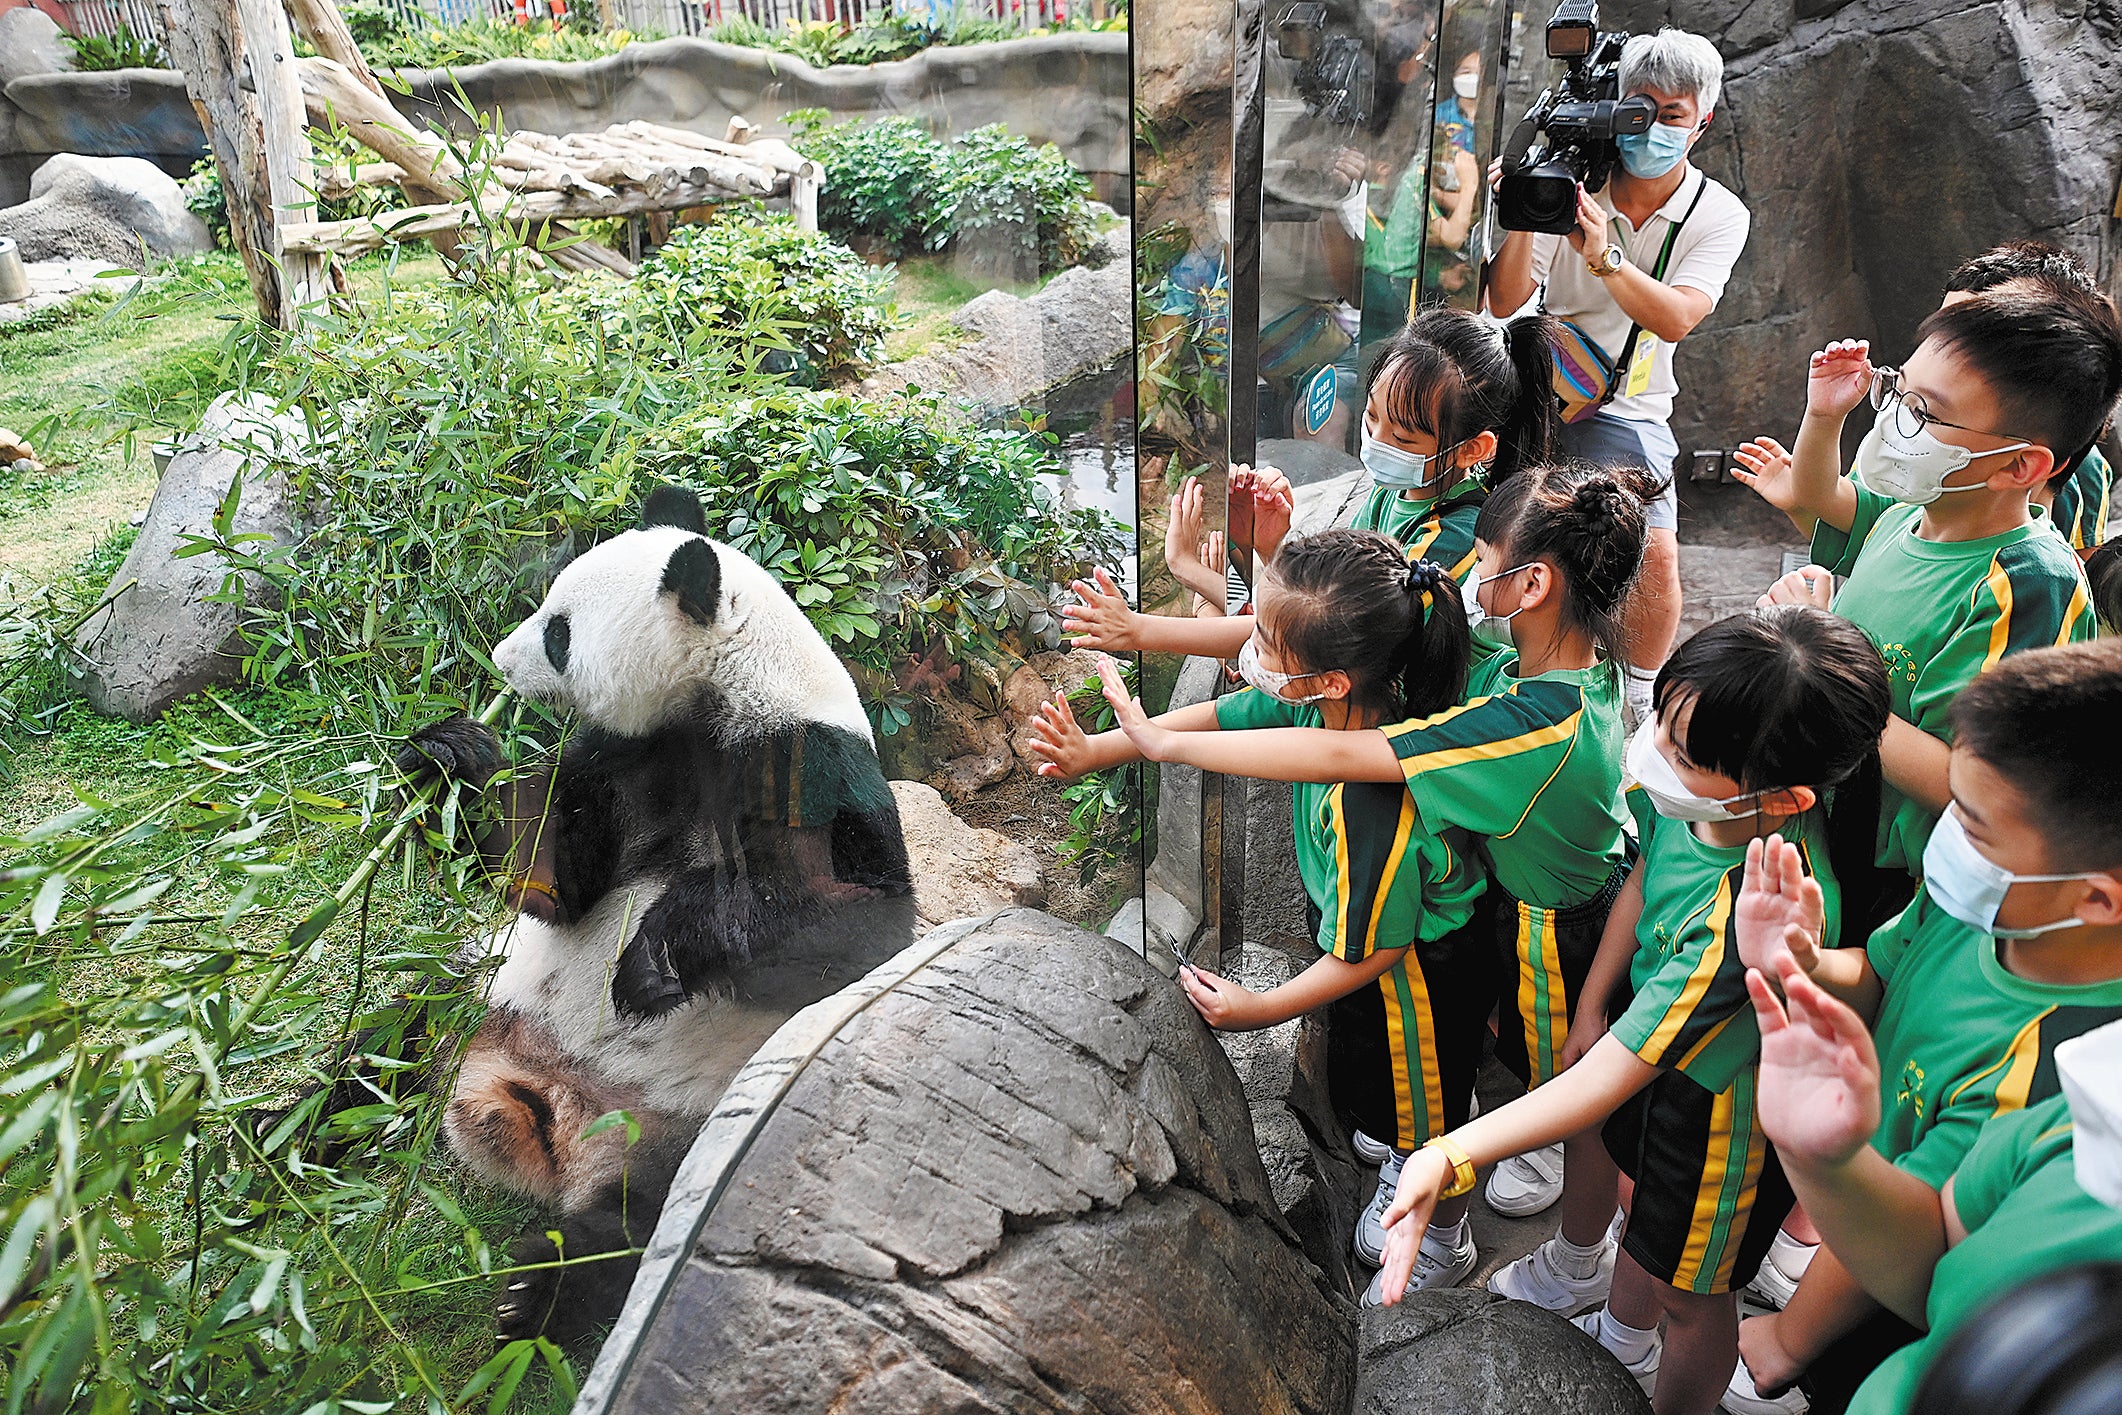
[1275,2,1372,130]
[1496,0,1654,234]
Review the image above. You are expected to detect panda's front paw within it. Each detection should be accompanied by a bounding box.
[496,1218,639,1350]
[396,715,504,790]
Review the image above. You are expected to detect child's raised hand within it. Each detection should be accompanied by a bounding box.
[1092,651,1173,762]
[1756,564,1835,611]
[1735,834,1827,981]
[1028,689,1095,781]
[1249,468,1296,567]
[1165,477,1207,575]
[1748,953,1881,1170]
[1373,1145,1454,1303]
[1200,528,1226,577]
[1807,339,1875,421]
[1227,463,1259,553]
[1062,568,1138,651]
[1729,436,1799,514]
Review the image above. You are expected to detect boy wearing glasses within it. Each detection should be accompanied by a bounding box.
[1734,284,2117,914]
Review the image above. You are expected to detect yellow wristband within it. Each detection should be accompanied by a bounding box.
[1424,1136,1478,1199]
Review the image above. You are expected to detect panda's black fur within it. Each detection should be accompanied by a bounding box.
[377,488,915,1348]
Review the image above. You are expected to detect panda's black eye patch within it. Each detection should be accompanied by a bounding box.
[543,614,571,673]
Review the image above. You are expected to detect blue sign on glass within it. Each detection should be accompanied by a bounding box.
[1302,364,1337,436]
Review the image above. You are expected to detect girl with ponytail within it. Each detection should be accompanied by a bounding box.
[1062,307,1566,659]
[1029,528,1495,1286]
[1073,462,1659,1305]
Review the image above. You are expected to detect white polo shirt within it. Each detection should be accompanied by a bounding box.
[1529,166,1750,425]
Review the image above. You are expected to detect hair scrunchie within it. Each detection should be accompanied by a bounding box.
[1404,557,1449,606]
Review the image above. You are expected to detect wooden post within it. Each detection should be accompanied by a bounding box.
[157,0,286,324]
[238,0,330,326]
[156,0,326,328]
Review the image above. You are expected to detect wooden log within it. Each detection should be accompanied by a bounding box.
[284,0,381,98]
[294,58,630,276]
[238,0,331,324]
[155,0,286,323]
[279,176,793,254]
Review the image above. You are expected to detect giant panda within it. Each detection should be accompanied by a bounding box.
[399,486,915,1346]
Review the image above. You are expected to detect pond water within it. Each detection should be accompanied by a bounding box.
[1036,360,1139,596]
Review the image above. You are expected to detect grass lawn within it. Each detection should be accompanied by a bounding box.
[882,252,1050,362]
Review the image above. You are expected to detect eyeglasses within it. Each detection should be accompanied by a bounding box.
[1867,366,2008,443]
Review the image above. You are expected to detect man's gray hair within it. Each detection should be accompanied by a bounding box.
[1619,29,1724,116]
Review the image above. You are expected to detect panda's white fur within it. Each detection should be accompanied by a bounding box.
[490,526,871,744]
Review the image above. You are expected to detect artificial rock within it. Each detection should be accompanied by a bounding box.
[0,152,210,267]
[1356,1289,1655,1415]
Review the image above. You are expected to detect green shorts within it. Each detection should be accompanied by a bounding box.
[1603,1064,1794,1296]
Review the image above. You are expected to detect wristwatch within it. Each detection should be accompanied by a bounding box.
[1587,244,1624,278]
[1423,1136,1479,1199]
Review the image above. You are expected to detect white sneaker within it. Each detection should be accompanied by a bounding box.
[1746,1236,1817,1311]
[1352,1129,1396,1165]
[1486,1227,1617,1316]
[1484,1143,1565,1217]
[1352,1151,1406,1267]
[1361,1222,1479,1306]
[1724,1359,1810,1415]
[1572,1309,1660,1396]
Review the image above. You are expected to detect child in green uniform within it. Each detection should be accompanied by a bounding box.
[1938,241,2116,556]
[1747,979,2122,1415]
[1030,529,1492,1287]
[1083,461,1662,1300]
[1059,307,1563,659]
[1722,640,2122,1413]
[1731,282,2118,940]
[1366,606,1891,1415]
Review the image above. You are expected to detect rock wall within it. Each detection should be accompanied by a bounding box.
[0,34,1127,208]
[581,909,1356,1415]
[1601,0,2122,541]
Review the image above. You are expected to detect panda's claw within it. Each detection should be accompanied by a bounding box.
[396,714,504,788]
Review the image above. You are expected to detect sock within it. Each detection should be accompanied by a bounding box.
[1624,664,1657,724]
[1423,1216,1469,1252]
[1551,1232,1607,1281]
[1766,1228,1818,1277]
[1595,1308,1658,1364]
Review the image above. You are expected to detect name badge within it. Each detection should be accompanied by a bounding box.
[1625,333,1658,398]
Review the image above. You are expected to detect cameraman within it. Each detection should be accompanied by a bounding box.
[1485,28,1749,723]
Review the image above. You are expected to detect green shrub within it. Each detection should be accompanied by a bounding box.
[641,384,1127,675]
[61,23,167,70]
[785,111,951,255]
[586,211,896,377]
[362,16,654,68]
[786,111,1096,272]
[707,7,1121,65]
[941,124,1097,273]
[180,157,229,249]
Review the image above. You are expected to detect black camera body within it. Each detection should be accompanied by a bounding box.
[1275,2,1372,129]
[1497,0,1655,234]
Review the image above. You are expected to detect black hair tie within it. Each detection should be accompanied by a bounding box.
[1404,559,1447,602]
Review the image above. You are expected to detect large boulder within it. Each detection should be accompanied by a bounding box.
[0,9,73,89]
[860,226,1132,414]
[73,393,310,723]
[0,153,211,267]
[579,909,1355,1415]
[1357,1289,1654,1414]
[888,779,1047,929]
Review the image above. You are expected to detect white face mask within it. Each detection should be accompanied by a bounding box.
[1362,428,1460,491]
[1626,718,1775,824]
[1920,807,2102,940]
[1459,561,1535,643]
[1852,405,2032,506]
[1236,635,1333,705]
[2056,1019,2122,1211]
[1452,71,1480,103]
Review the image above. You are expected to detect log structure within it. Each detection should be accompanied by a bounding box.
[282,118,822,258]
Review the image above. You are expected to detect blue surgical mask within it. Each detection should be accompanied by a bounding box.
[1615,120,1695,180]
[1362,428,1460,491]
[1921,808,2100,940]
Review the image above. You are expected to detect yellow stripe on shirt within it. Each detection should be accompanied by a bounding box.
[1365,794,1419,957]
[1981,560,2016,668]
[1394,711,1583,778]
[1638,875,1737,1062]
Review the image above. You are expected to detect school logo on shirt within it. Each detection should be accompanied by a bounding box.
[1650,921,1678,957]
[1880,642,1918,686]
[1896,1059,1927,1119]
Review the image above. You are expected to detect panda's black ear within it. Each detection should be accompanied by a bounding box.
[661,538,721,627]
[641,485,708,535]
